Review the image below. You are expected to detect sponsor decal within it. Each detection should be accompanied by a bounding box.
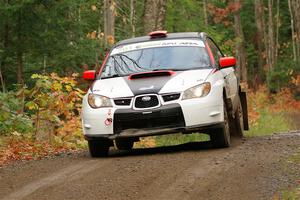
[111,39,205,55]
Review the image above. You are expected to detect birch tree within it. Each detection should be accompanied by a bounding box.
[288,0,300,63]
[267,0,275,71]
[103,0,116,46]
[143,0,167,34]
[255,0,265,83]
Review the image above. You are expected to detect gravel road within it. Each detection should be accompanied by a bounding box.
[1,132,300,200]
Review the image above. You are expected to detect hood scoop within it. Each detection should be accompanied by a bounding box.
[128,70,175,80]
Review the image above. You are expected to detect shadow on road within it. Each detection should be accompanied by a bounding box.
[107,141,214,157]
[100,137,244,158]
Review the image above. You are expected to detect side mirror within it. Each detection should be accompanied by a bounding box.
[219,57,236,68]
[83,70,96,81]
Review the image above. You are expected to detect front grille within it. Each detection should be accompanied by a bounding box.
[113,104,185,133]
[162,93,180,102]
[134,95,159,109]
[114,98,131,106]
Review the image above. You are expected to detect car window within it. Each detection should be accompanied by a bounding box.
[206,38,223,67]
[100,40,211,78]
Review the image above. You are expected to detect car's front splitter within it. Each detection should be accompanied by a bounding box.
[84,121,224,141]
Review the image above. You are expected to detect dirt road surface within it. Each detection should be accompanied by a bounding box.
[1,132,300,200]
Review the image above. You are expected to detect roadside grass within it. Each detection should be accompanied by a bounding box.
[134,133,210,148]
[148,109,294,148]
[279,148,300,200]
[244,110,292,137]
[281,189,300,200]
[151,86,300,147]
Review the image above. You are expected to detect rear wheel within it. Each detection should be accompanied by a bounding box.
[211,100,231,148]
[88,140,110,157]
[115,138,134,150]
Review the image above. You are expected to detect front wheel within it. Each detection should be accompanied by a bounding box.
[211,100,231,148]
[88,140,110,157]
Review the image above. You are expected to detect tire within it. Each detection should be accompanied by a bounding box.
[211,100,231,148]
[115,138,134,150]
[231,97,244,138]
[88,140,110,157]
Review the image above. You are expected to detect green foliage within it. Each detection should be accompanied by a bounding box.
[0,92,33,136]
[267,60,300,92]
[245,110,292,137]
[0,1,105,90]
[0,0,299,92]
[166,0,205,33]
[25,73,84,124]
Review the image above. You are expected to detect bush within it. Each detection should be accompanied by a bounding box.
[268,60,300,92]
[0,92,33,136]
[24,73,85,145]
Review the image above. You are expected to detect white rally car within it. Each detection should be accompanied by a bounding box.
[82,31,249,157]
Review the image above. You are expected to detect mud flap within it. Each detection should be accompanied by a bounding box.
[240,91,249,130]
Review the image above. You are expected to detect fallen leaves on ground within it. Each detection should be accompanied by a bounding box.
[247,85,300,126]
[0,138,81,167]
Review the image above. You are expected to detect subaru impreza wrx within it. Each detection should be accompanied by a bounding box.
[81,31,249,157]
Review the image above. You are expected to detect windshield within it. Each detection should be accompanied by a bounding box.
[100,41,211,79]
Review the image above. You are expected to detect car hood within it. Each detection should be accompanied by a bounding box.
[91,69,213,98]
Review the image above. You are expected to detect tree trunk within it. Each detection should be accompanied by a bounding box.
[0,0,10,92]
[17,51,24,87]
[288,0,297,62]
[43,54,47,74]
[296,1,300,61]
[267,0,275,71]
[103,0,115,46]
[290,0,300,63]
[17,12,24,88]
[130,0,136,37]
[233,0,247,83]
[143,0,167,34]
[254,0,265,84]
[275,0,279,64]
[0,63,5,92]
[203,0,208,26]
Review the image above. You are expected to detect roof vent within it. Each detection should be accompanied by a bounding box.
[148,30,167,38]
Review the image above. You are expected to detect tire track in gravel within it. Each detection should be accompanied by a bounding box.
[135,146,236,200]
[1,159,112,200]
[1,132,300,200]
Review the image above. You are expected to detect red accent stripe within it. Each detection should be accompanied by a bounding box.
[98,51,110,76]
[212,68,217,73]
[205,42,215,66]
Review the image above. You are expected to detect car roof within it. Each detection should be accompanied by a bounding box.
[114,32,207,47]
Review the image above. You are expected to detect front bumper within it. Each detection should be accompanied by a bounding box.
[84,122,224,140]
[82,99,224,140]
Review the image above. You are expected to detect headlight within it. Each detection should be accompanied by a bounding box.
[182,82,211,100]
[88,94,112,108]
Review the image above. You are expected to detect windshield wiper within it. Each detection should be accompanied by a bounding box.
[114,53,147,71]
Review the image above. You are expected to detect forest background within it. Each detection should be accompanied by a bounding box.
[0,0,300,165]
